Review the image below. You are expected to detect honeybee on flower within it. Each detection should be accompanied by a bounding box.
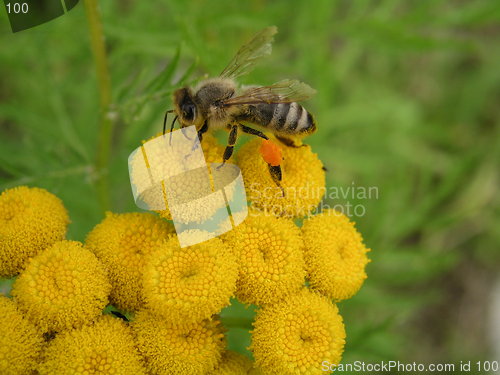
[165,26,317,192]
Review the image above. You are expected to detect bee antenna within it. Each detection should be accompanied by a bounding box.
[169,115,178,145]
[163,109,175,135]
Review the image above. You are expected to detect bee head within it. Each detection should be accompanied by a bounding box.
[173,88,198,127]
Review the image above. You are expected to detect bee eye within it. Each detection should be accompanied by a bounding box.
[182,104,196,121]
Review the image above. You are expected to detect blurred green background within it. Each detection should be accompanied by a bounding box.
[1,0,499,373]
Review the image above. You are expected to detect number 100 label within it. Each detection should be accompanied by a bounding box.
[6,2,28,13]
[3,0,80,33]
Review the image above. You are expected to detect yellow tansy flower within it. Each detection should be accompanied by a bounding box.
[12,240,111,333]
[301,209,370,301]
[132,310,225,375]
[143,237,238,325]
[157,166,229,225]
[224,212,305,306]
[85,212,175,311]
[208,350,253,375]
[155,133,226,223]
[251,289,346,375]
[0,296,43,375]
[0,186,69,277]
[38,315,146,375]
[237,139,325,218]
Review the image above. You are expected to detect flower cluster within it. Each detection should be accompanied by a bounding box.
[132,309,226,374]
[223,211,305,306]
[142,236,238,325]
[38,315,145,375]
[148,132,225,221]
[85,212,176,311]
[251,289,346,374]
[301,210,370,301]
[12,240,111,333]
[0,186,69,277]
[0,295,43,375]
[0,133,371,374]
[230,135,370,374]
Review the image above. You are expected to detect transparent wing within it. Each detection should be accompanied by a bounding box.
[221,79,316,106]
[219,26,277,79]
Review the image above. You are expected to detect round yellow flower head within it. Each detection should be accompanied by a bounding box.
[251,289,346,375]
[154,133,224,221]
[224,211,305,306]
[237,139,325,218]
[208,350,253,375]
[38,315,146,375]
[12,240,111,333]
[301,209,370,301]
[0,296,43,375]
[132,310,226,375]
[85,212,175,312]
[0,186,69,277]
[143,236,238,325]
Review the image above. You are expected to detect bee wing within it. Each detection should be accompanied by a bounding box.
[221,79,316,106]
[219,26,277,79]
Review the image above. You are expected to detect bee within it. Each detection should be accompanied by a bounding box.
[165,26,316,191]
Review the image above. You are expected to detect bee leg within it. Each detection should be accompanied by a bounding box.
[197,120,209,143]
[190,120,208,152]
[268,164,285,197]
[276,135,306,148]
[163,109,175,135]
[217,124,238,169]
[163,112,168,135]
[239,124,268,140]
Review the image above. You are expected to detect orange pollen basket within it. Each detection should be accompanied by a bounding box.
[259,139,282,167]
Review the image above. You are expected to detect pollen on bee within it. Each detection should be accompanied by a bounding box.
[259,139,282,166]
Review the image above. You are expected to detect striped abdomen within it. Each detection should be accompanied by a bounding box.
[239,102,316,135]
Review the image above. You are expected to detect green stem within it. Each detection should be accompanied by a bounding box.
[84,0,113,212]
